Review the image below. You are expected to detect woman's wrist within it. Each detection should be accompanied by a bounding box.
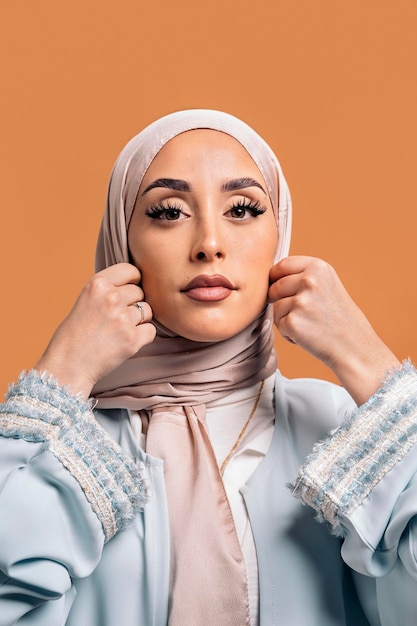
[331,340,401,406]
[34,354,94,401]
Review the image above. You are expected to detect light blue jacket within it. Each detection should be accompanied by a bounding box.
[1,365,417,625]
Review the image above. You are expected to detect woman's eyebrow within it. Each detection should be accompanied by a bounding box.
[141,178,192,195]
[141,176,266,196]
[221,177,266,194]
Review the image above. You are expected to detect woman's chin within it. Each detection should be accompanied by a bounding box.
[165,324,239,344]
[154,310,263,344]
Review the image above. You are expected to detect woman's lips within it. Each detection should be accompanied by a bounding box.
[181,275,236,302]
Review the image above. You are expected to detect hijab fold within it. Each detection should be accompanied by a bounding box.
[92,110,292,625]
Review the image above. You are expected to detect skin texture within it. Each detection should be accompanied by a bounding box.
[35,129,400,403]
[128,129,278,343]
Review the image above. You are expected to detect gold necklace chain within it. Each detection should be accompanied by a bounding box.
[219,380,265,476]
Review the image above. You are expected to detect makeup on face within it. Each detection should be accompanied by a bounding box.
[128,129,278,343]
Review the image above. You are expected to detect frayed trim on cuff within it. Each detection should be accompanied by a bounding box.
[292,360,417,534]
[1,369,149,542]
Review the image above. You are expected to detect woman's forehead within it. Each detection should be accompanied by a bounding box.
[140,129,266,185]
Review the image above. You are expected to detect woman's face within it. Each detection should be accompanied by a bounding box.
[128,129,278,342]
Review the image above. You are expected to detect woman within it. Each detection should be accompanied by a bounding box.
[0,109,416,625]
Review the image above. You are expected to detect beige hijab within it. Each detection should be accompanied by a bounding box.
[93,110,292,625]
[93,109,292,408]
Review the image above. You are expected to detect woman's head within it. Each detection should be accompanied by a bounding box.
[93,110,290,405]
[96,110,292,342]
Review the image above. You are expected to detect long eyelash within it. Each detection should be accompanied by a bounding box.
[231,198,267,216]
[145,202,182,219]
[145,199,267,219]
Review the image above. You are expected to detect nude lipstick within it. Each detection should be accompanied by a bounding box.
[181,275,236,302]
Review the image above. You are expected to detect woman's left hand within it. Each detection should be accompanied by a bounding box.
[268,256,401,405]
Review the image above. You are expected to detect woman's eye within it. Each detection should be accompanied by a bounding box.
[145,204,187,221]
[227,200,267,220]
[165,208,181,220]
[230,206,247,219]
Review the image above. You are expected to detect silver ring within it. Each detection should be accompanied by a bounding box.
[135,301,145,324]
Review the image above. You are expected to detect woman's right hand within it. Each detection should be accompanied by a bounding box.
[34,263,156,399]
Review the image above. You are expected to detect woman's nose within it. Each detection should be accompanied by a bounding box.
[191,220,225,262]
[195,249,222,260]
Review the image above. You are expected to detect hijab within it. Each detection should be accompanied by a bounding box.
[92,109,292,408]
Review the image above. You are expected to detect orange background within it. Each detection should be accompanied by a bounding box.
[1,1,416,396]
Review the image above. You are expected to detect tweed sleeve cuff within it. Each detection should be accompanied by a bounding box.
[0,370,149,542]
[292,360,417,535]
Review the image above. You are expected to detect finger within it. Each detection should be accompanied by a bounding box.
[134,321,157,348]
[272,295,294,324]
[278,328,297,345]
[268,273,299,303]
[96,262,141,287]
[119,283,145,305]
[91,283,145,314]
[132,301,153,326]
[269,255,315,282]
[273,301,302,346]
